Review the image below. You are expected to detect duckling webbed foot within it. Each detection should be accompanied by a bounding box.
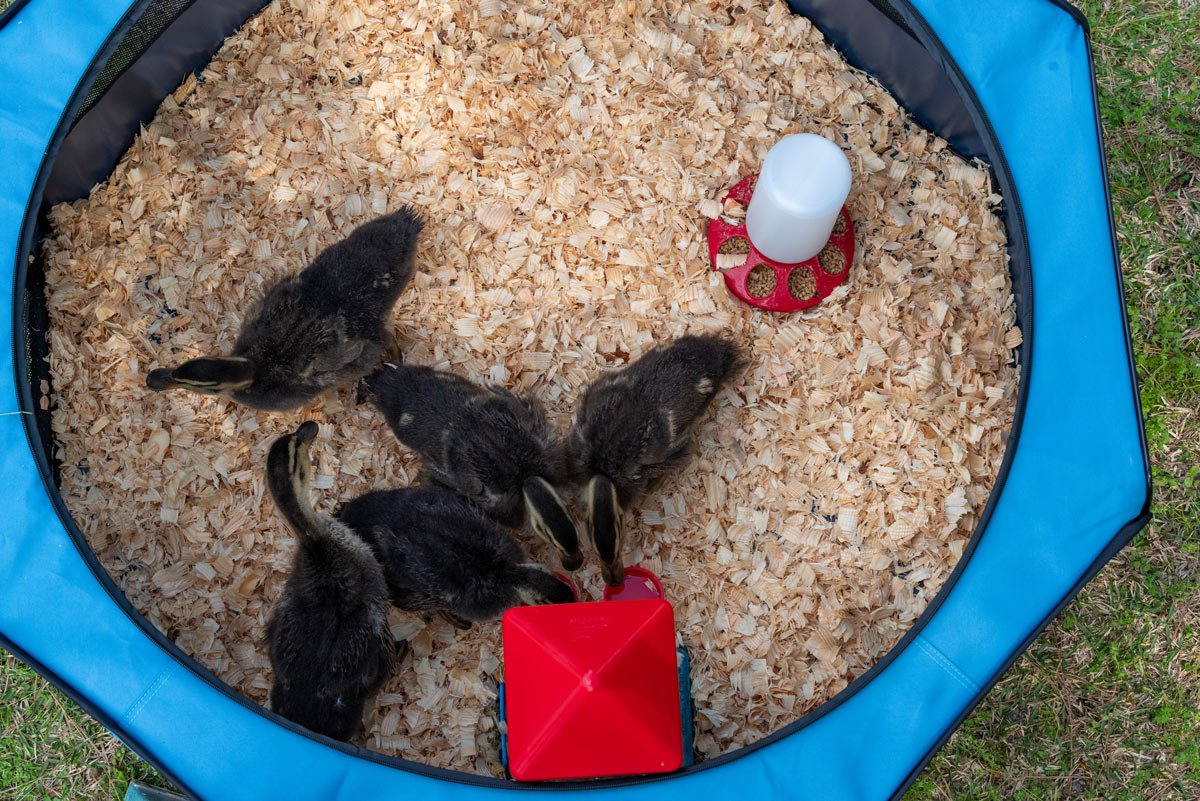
[354,379,371,407]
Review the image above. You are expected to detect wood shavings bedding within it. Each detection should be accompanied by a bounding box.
[42,0,1020,773]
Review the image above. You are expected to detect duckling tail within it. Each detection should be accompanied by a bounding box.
[376,205,426,283]
[678,334,746,386]
[384,204,426,238]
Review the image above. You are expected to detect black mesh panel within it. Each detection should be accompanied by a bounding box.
[75,0,195,121]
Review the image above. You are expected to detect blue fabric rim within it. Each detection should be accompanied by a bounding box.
[1,0,1150,797]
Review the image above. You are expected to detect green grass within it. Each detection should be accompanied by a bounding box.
[907,0,1200,798]
[1,656,164,800]
[3,0,1199,799]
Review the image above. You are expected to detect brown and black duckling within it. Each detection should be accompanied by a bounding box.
[361,364,583,572]
[147,207,425,411]
[264,421,398,741]
[337,486,576,630]
[566,335,743,586]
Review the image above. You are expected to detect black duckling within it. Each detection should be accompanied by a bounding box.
[361,364,584,572]
[566,335,743,586]
[337,487,576,630]
[264,421,397,741]
[147,207,425,411]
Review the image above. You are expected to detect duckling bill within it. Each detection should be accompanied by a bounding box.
[147,207,424,411]
[362,364,583,572]
[567,335,743,586]
[264,421,397,741]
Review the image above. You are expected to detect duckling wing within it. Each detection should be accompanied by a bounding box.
[366,525,449,613]
[368,367,561,521]
[366,366,478,460]
[439,388,565,523]
[300,207,424,329]
[346,488,529,622]
[232,276,385,408]
[376,513,521,619]
[485,385,567,476]
[568,354,718,497]
[566,372,648,488]
[620,336,741,427]
[433,403,527,523]
[309,318,370,374]
[577,407,687,498]
[425,429,489,501]
[234,273,307,356]
[480,385,565,475]
[626,410,694,491]
[366,367,508,508]
[325,608,395,694]
[406,493,529,620]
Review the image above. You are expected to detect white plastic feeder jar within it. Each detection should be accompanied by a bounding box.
[745,133,853,265]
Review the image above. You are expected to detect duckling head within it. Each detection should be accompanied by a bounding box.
[266,420,320,516]
[522,477,584,572]
[146,356,257,395]
[585,474,625,587]
[512,564,578,606]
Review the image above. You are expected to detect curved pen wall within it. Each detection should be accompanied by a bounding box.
[0,1,1148,799]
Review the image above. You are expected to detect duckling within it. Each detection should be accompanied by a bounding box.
[337,486,576,629]
[264,421,397,740]
[147,207,425,411]
[361,364,583,572]
[566,335,743,586]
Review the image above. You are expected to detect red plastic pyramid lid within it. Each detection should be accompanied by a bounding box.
[502,599,682,781]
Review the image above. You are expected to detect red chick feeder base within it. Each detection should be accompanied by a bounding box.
[707,174,855,312]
